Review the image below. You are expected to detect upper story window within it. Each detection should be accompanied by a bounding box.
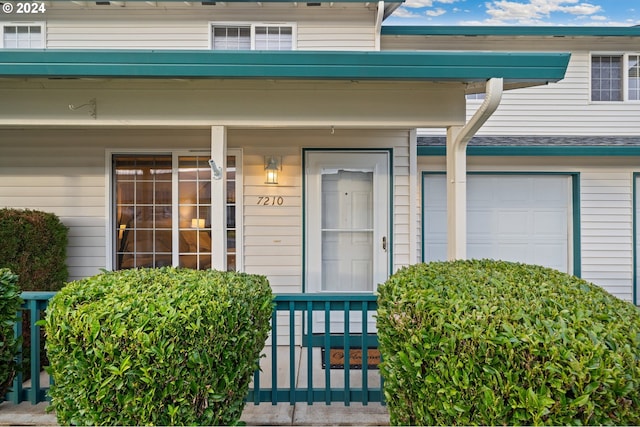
[466,93,486,101]
[211,23,294,50]
[630,55,639,101]
[591,54,640,102]
[1,23,44,49]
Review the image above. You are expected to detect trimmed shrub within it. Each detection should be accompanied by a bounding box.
[377,260,640,426]
[45,267,273,426]
[0,208,68,292]
[0,269,22,399]
[0,208,68,379]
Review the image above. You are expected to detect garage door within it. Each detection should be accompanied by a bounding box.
[423,174,572,273]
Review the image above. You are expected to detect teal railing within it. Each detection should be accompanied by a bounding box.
[6,292,382,406]
[6,291,56,404]
[246,293,382,405]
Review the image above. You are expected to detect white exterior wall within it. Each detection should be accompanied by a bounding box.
[472,52,640,136]
[233,128,412,294]
[0,128,411,291]
[381,36,640,136]
[0,4,377,50]
[0,128,209,281]
[418,155,638,303]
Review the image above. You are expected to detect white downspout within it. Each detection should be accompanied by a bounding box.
[446,78,503,260]
[374,1,384,51]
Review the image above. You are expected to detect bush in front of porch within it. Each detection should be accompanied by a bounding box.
[377,259,640,426]
[0,208,68,380]
[0,268,23,399]
[44,267,273,426]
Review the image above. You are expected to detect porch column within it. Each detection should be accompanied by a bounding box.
[211,126,227,270]
[446,125,467,260]
[446,78,504,260]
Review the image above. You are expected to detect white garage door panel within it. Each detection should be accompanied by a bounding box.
[424,174,571,273]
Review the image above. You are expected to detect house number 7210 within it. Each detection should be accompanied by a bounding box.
[257,196,284,206]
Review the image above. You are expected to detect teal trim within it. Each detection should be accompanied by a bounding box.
[634,173,639,306]
[418,145,640,157]
[421,171,581,277]
[382,25,640,37]
[0,50,570,82]
[572,174,581,277]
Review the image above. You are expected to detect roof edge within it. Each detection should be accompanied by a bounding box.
[382,25,640,37]
[0,49,570,82]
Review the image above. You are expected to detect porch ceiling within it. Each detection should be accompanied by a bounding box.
[0,50,570,89]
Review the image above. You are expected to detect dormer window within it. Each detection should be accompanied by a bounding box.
[211,23,295,50]
[1,23,44,49]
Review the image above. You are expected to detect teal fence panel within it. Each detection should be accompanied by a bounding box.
[5,292,383,406]
[246,293,383,406]
[6,291,56,405]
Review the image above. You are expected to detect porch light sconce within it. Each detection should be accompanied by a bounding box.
[208,159,223,180]
[264,156,282,185]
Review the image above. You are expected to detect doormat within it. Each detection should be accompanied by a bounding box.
[321,348,381,370]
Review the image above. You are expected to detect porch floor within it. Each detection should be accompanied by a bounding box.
[0,401,389,426]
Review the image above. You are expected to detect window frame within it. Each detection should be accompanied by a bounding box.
[105,148,243,272]
[209,21,297,50]
[590,52,640,103]
[0,22,45,49]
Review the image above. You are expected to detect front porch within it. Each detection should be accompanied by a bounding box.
[4,292,389,424]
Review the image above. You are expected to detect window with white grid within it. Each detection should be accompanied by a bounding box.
[591,55,623,101]
[211,23,294,50]
[255,26,293,50]
[212,26,251,50]
[2,24,43,49]
[629,55,640,101]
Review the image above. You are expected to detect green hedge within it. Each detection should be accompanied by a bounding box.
[377,260,640,426]
[0,269,22,399]
[45,267,273,426]
[0,208,68,291]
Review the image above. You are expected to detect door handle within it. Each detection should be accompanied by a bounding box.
[382,236,387,252]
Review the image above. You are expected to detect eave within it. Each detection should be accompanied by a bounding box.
[381,25,640,38]
[0,50,570,87]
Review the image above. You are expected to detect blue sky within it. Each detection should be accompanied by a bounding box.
[385,0,640,26]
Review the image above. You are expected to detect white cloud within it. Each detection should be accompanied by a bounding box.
[426,7,448,16]
[485,0,603,24]
[590,15,606,21]
[389,6,424,18]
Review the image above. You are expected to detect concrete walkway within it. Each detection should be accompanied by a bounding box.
[0,401,390,426]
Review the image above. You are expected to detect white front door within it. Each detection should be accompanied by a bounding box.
[305,151,389,332]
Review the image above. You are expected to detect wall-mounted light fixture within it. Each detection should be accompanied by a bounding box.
[264,156,282,185]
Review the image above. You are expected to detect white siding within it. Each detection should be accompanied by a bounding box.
[232,128,411,294]
[474,53,640,136]
[417,156,637,303]
[0,128,410,292]
[0,128,210,282]
[581,172,634,302]
[383,36,640,137]
[6,4,377,50]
